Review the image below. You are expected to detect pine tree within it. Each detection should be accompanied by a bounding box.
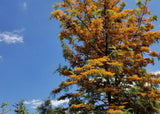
[13,100,29,114]
[51,0,160,113]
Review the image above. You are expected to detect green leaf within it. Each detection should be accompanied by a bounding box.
[49,15,53,20]
[134,8,141,16]
[136,0,143,7]
[128,16,133,22]
[71,8,76,13]
[151,58,155,65]
[140,68,147,74]
[157,53,160,60]
[109,46,116,50]
[122,108,133,114]
[120,1,126,11]
[129,86,142,95]
[153,15,158,21]
[71,8,79,15]
[97,7,104,13]
[155,101,160,108]
[53,3,58,10]
[140,25,146,31]
[107,9,115,16]
[136,99,145,108]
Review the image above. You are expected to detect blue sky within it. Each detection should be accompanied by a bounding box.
[0,0,160,113]
[0,0,68,112]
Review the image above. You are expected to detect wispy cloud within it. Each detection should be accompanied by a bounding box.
[24,99,42,109]
[13,28,25,34]
[23,2,27,10]
[24,99,69,109]
[0,56,3,61]
[0,30,24,44]
[0,56,2,59]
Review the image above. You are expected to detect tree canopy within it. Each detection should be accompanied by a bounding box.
[52,0,160,113]
[13,100,29,114]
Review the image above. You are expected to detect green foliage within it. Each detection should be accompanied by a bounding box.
[71,8,80,16]
[154,37,160,44]
[37,100,55,114]
[136,0,143,7]
[109,46,123,60]
[129,86,142,95]
[140,68,147,75]
[53,3,58,10]
[54,64,72,74]
[120,1,126,11]
[111,64,123,72]
[152,15,158,21]
[140,25,146,31]
[63,48,69,60]
[155,101,160,109]
[97,7,105,14]
[37,100,69,114]
[0,102,12,114]
[94,8,104,17]
[135,98,145,108]
[128,16,133,22]
[151,58,155,65]
[122,108,133,114]
[107,9,115,16]
[157,53,160,60]
[134,8,141,16]
[13,100,29,114]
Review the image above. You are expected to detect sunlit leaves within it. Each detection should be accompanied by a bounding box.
[134,8,141,16]
[51,0,160,113]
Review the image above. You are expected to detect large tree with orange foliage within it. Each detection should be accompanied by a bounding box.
[51,0,160,113]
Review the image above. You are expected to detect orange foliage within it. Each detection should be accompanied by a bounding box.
[52,0,160,113]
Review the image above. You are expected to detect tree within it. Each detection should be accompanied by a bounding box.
[37,100,55,114]
[51,0,160,113]
[0,102,11,114]
[13,100,29,114]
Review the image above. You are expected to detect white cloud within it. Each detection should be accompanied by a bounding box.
[155,71,160,75]
[152,71,160,75]
[24,99,43,109]
[24,99,69,109]
[51,99,69,107]
[0,30,24,44]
